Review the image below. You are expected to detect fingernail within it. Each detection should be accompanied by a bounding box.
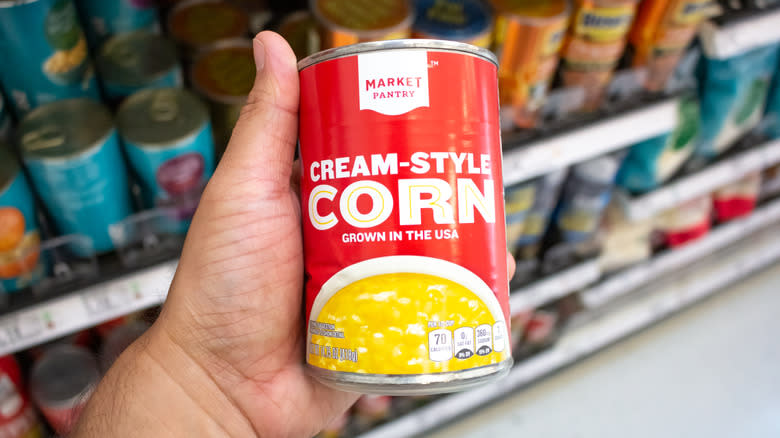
[253,37,265,72]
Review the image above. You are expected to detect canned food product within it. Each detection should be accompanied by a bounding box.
[0,356,45,438]
[505,181,536,255]
[0,147,43,294]
[277,10,321,60]
[76,0,160,47]
[190,39,255,153]
[299,40,511,394]
[0,0,99,116]
[228,0,272,35]
[560,0,639,110]
[412,0,493,48]
[167,0,249,60]
[117,88,215,230]
[19,98,133,254]
[96,32,182,101]
[629,0,712,91]
[30,345,100,435]
[488,0,569,128]
[311,0,414,49]
[713,172,760,222]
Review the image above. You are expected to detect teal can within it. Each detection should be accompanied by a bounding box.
[0,146,44,293]
[96,32,182,101]
[0,0,100,117]
[117,88,215,233]
[76,0,159,48]
[19,98,133,254]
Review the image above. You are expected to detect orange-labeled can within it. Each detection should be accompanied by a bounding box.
[629,0,713,91]
[299,40,511,394]
[489,0,570,128]
[311,0,414,49]
[560,0,639,110]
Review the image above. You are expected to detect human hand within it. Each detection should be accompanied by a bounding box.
[74,32,358,438]
[74,31,517,438]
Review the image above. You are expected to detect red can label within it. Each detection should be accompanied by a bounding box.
[300,47,510,376]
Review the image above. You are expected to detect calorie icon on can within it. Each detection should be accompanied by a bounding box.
[299,40,512,395]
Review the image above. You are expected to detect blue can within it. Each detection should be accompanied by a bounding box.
[19,98,133,254]
[0,0,100,117]
[0,146,44,293]
[76,0,159,47]
[765,57,780,140]
[96,32,183,101]
[117,88,215,233]
[412,0,493,48]
[554,155,622,244]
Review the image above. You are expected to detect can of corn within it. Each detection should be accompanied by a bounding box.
[299,40,512,395]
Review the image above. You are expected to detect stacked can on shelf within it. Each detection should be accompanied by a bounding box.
[18,98,133,254]
[310,0,414,49]
[167,0,250,61]
[412,0,493,48]
[0,0,100,116]
[76,0,160,48]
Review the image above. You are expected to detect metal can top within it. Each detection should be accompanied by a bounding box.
[298,38,498,71]
[311,0,413,34]
[488,0,570,22]
[413,0,493,41]
[168,0,249,49]
[97,31,179,87]
[30,345,101,408]
[18,98,114,160]
[117,88,210,148]
[190,38,255,105]
[0,143,20,194]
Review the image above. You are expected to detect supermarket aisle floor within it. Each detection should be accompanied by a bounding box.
[428,263,780,438]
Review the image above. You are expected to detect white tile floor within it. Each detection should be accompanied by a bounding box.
[429,263,780,438]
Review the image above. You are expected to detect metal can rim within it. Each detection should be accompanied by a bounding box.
[30,345,101,409]
[298,38,498,71]
[309,0,415,41]
[189,38,254,106]
[97,31,180,88]
[167,0,249,48]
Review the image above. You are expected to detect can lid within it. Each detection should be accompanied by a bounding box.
[298,38,498,70]
[168,0,249,49]
[0,143,20,193]
[117,88,210,147]
[488,0,570,22]
[18,99,114,159]
[97,32,179,87]
[311,0,413,34]
[30,345,100,408]
[190,38,255,105]
[413,0,492,41]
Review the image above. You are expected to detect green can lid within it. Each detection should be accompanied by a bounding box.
[117,88,210,147]
[97,31,180,87]
[0,143,20,193]
[19,98,114,159]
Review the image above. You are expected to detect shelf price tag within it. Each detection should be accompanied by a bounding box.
[83,285,132,317]
[13,313,43,341]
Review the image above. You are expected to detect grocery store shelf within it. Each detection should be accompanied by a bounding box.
[622,139,780,221]
[0,260,177,356]
[358,221,780,438]
[502,97,679,185]
[509,260,600,315]
[699,8,780,59]
[583,196,780,310]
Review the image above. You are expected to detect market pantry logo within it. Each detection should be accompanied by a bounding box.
[358,50,430,116]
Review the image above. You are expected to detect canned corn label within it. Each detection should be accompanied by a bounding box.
[0,173,43,294]
[573,3,637,43]
[0,0,99,116]
[300,47,510,377]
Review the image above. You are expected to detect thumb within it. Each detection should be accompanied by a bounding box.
[217,31,300,195]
